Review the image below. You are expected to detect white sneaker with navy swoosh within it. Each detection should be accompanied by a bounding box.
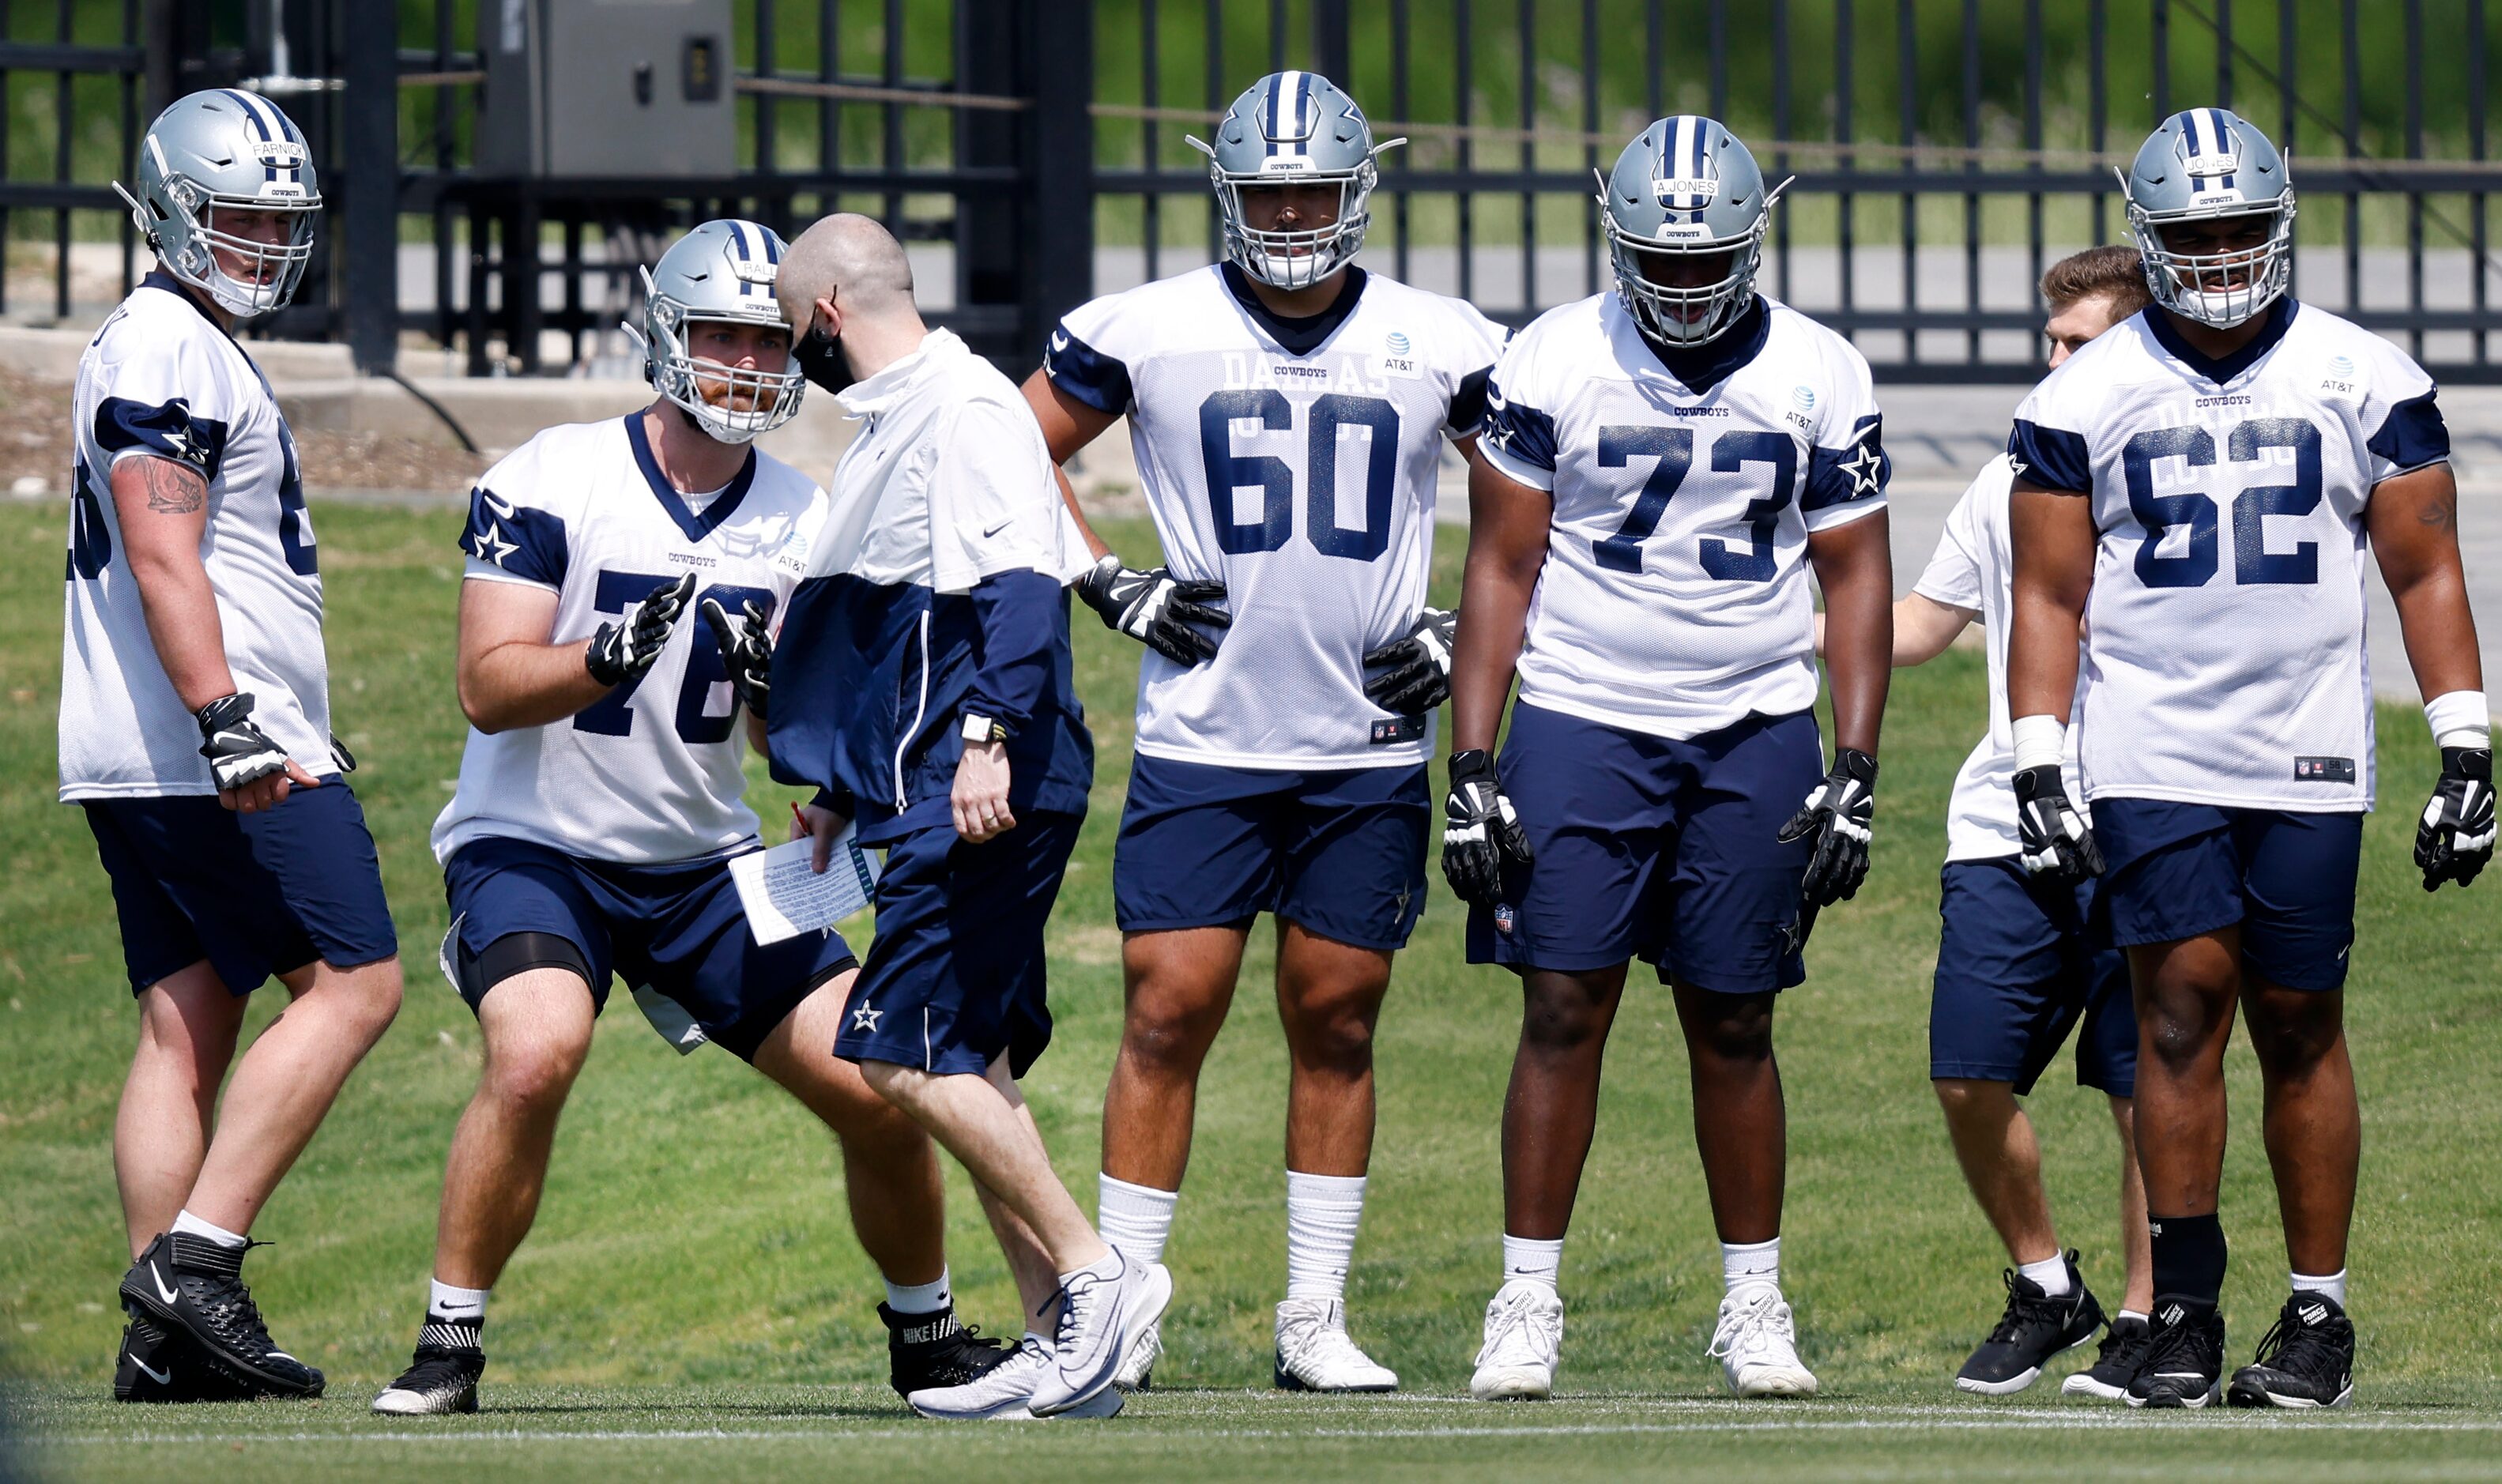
[908,1333,1122,1421]
[1027,1250,1171,1418]
[1710,1283,1818,1397]
[1469,1279,1562,1399]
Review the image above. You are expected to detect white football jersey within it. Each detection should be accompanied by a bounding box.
[1913,454,2087,861]
[1482,292,1889,740]
[1047,265,1506,769]
[2008,301,2447,811]
[61,273,329,800]
[431,415,826,864]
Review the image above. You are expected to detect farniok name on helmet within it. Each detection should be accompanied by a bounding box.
[1599,115,1790,347]
[114,89,321,320]
[1189,71,1405,291]
[622,219,808,446]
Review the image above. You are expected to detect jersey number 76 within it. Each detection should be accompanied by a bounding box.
[575,568,772,743]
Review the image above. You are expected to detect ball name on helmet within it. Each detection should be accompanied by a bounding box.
[1188,71,1404,291]
[622,220,807,446]
[1599,115,1790,347]
[113,89,321,320]
[2118,107,2297,330]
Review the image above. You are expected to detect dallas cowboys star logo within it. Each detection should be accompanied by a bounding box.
[465,519,518,566]
[161,424,208,468]
[1837,442,1885,495]
[850,1004,883,1034]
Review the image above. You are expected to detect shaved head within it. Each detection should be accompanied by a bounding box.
[778,213,916,332]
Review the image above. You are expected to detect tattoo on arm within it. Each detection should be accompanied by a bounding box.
[136,458,207,515]
[2417,488,2459,531]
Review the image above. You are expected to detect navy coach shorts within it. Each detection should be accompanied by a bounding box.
[83,779,397,996]
[2090,800,2364,992]
[836,812,1084,1079]
[1465,703,1821,993]
[1931,856,2135,1097]
[1113,755,1430,951]
[441,836,857,1063]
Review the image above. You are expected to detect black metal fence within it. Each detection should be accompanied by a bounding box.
[7,1,2499,382]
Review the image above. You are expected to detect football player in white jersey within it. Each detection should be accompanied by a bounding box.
[370,223,1012,1416]
[1017,71,1505,1392]
[1445,117,1893,1401]
[1848,247,2156,1398]
[2007,109,2491,1410]
[66,90,402,1403]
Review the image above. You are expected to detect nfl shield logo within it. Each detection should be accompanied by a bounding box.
[1494,904,1517,935]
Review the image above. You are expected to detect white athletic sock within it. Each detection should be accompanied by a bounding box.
[2018,1252,2074,1298]
[884,1268,952,1316]
[1723,1237,1780,1293]
[2117,1309,2150,1324]
[170,1209,247,1249]
[1501,1234,1564,1292]
[1097,1173,1178,1267]
[2291,1268,2349,1308]
[1284,1171,1366,1302]
[428,1279,489,1324]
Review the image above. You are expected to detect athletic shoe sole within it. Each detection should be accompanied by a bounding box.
[1469,1370,1552,1401]
[2125,1380,2221,1409]
[371,1385,480,1415]
[2060,1373,2131,1401]
[1273,1355,1398,1393]
[2225,1377,2353,1410]
[913,1384,1125,1422]
[1730,1371,1819,1399]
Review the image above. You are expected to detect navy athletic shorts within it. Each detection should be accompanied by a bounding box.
[2090,800,2364,992]
[835,812,1084,1078]
[440,835,857,1062]
[83,778,397,996]
[1931,855,2135,1097]
[1465,703,1821,993]
[1113,755,1429,951]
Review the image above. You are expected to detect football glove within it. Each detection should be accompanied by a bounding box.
[1076,555,1230,666]
[2415,747,2494,891]
[194,693,289,793]
[1441,748,1532,908]
[1362,606,1460,714]
[1776,748,1878,908]
[700,594,773,719]
[586,571,694,687]
[2012,763,2104,883]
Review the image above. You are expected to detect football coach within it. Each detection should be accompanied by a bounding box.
[766,213,1168,1421]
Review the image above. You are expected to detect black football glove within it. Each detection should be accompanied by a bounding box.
[1441,748,1533,908]
[2012,763,2104,884]
[1777,748,1878,910]
[2415,747,2494,891]
[700,594,774,720]
[194,693,289,793]
[1076,555,1230,665]
[1362,606,1460,714]
[586,571,694,687]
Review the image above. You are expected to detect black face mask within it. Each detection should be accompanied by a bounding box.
[794,326,853,395]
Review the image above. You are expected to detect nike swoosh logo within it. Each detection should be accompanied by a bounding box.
[1050,331,1069,353]
[133,1357,171,1384]
[982,520,1012,538]
[482,492,516,518]
[151,1263,179,1305]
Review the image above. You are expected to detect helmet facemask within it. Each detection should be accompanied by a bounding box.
[118,174,319,319]
[1193,138,1399,291]
[2125,191,2297,330]
[626,265,807,446]
[1601,177,1783,347]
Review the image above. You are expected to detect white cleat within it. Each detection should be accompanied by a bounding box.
[1112,1268,1167,1392]
[1027,1252,1171,1419]
[907,1335,1124,1421]
[1710,1284,1819,1398]
[1468,1279,1562,1400]
[1273,1298,1398,1392]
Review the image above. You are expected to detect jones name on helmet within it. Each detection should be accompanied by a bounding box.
[1598,115,1792,347]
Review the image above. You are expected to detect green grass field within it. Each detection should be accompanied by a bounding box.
[2,500,2498,1481]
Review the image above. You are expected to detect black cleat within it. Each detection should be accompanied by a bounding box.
[2062,1313,2153,1400]
[372,1338,485,1415]
[1954,1253,2105,1395]
[2227,1294,2355,1410]
[880,1302,1013,1399]
[117,1232,323,1399]
[114,1312,252,1403]
[2125,1294,2225,1409]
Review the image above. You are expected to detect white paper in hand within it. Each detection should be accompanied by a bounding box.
[729,827,880,946]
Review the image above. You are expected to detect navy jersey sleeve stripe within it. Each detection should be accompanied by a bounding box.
[1043,325,1134,416]
[1803,413,1891,512]
[95,396,228,482]
[2366,388,2451,476]
[1447,366,1494,435]
[963,568,1064,731]
[2007,419,2093,494]
[1483,376,1558,473]
[459,486,569,586]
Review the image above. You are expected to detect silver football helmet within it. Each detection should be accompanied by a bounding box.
[2120,107,2297,329]
[1189,71,1403,290]
[1599,115,1788,346]
[623,220,806,445]
[114,89,320,319]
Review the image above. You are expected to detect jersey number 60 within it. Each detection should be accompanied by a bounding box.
[1200,390,1400,562]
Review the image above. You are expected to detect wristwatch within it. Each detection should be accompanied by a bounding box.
[959,712,1010,744]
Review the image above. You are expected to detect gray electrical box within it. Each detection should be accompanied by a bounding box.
[477,0,736,178]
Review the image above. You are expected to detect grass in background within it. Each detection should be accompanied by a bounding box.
[1,501,2496,1478]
